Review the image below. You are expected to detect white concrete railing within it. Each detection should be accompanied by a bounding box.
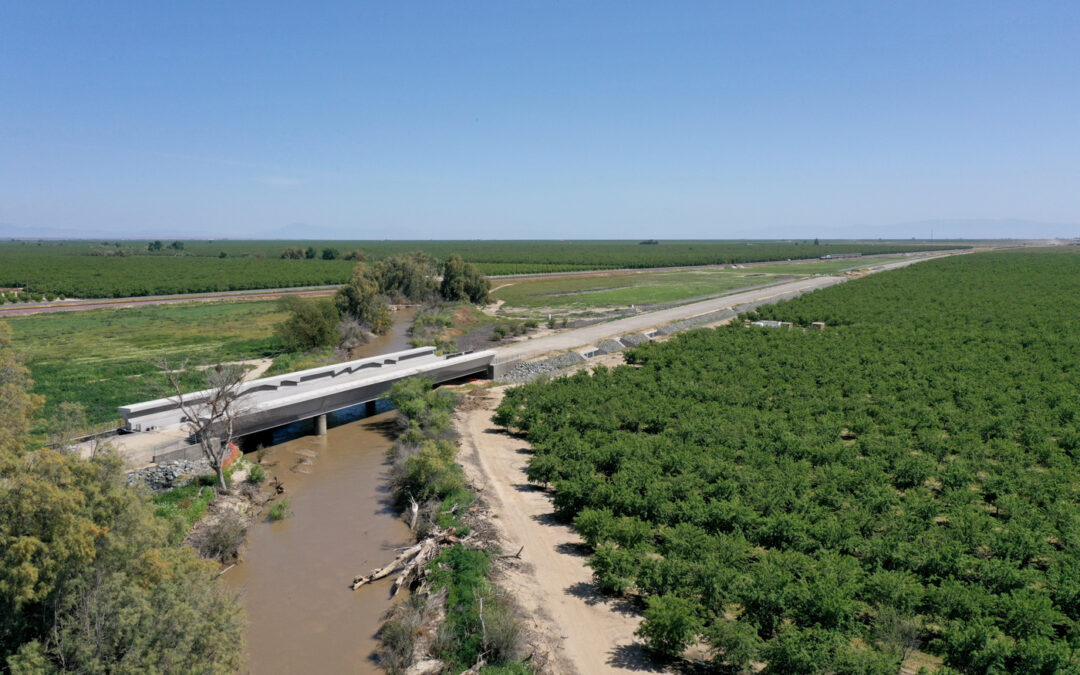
[119,347,495,434]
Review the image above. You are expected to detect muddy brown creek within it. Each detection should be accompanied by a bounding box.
[224,310,417,673]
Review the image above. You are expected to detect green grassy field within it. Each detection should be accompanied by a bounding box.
[491,258,890,311]
[7,300,285,426]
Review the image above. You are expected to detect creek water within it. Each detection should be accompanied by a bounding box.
[224,309,417,674]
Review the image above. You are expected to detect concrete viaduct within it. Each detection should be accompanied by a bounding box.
[119,347,495,461]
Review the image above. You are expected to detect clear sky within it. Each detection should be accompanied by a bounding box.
[1,2,1078,239]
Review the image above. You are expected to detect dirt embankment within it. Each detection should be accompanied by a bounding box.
[455,387,666,674]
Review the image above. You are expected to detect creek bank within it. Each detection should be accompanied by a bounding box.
[371,379,535,674]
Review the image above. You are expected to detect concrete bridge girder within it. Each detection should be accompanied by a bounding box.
[119,347,496,439]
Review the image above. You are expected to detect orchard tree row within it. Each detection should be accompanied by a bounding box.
[495,249,1080,673]
[0,240,965,298]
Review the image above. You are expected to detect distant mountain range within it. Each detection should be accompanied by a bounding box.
[2,219,1076,242]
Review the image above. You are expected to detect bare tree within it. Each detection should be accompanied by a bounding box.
[161,359,247,492]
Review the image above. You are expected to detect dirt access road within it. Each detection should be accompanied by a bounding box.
[457,387,663,674]
[492,252,955,368]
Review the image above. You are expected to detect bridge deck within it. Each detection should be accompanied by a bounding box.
[120,346,495,437]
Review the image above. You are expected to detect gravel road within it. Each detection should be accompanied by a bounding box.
[491,254,950,368]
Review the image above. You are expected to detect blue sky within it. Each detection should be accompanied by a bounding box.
[1,2,1078,239]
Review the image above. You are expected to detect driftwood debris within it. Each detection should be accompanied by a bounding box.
[408,493,420,532]
[351,527,460,592]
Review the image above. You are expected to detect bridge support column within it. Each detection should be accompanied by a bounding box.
[365,401,377,416]
[315,414,327,436]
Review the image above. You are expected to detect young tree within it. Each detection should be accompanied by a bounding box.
[305,246,317,259]
[147,240,163,252]
[321,247,339,260]
[47,401,88,450]
[162,361,246,492]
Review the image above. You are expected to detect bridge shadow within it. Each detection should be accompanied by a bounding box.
[363,416,401,442]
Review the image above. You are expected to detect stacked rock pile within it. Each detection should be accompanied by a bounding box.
[127,458,212,492]
[501,351,587,383]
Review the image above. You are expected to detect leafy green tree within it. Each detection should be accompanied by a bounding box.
[636,594,703,657]
[321,247,339,260]
[335,263,392,334]
[373,252,438,302]
[169,241,184,251]
[587,542,638,595]
[305,245,317,259]
[147,240,163,252]
[708,620,763,673]
[0,327,244,672]
[761,626,843,674]
[440,254,491,304]
[275,296,340,351]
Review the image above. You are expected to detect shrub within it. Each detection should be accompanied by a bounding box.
[196,510,248,562]
[492,325,508,341]
[267,499,292,521]
[377,594,426,674]
[275,296,340,351]
[246,463,267,484]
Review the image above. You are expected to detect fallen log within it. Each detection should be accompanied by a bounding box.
[351,542,424,590]
[351,527,459,592]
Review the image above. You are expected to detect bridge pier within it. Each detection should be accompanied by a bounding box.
[365,401,377,416]
[315,414,327,436]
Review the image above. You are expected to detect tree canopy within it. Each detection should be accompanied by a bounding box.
[0,321,245,672]
[440,254,491,304]
[495,250,1080,673]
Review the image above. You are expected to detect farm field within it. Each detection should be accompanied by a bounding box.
[7,300,285,426]
[491,257,902,312]
[0,239,964,298]
[495,249,1080,672]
